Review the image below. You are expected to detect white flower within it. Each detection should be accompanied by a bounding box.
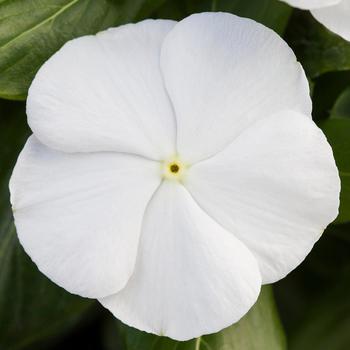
[9,12,339,341]
[281,0,350,41]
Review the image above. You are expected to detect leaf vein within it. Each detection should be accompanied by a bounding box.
[0,0,80,51]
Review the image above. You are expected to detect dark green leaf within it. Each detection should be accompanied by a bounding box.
[0,0,161,100]
[154,0,291,34]
[311,71,350,121]
[274,222,350,339]
[321,118,350,223]
[0,99,93,350]
[104,286,286,350]
[331,87,350,119]
[134,0,168,21]
[290,267,350,350]
[286,11,350,79]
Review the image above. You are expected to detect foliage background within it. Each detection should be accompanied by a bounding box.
[0,0,349,349]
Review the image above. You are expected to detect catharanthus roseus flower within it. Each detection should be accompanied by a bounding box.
[10,12,340,341]
[281,0,350,41]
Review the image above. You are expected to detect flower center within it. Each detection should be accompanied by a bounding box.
[162,158,186,181]
[169,163,180,173]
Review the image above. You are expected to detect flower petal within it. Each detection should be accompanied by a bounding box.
[311,0,350,41]
[27,20,176,159]
[185,110,340,284]
[281,0,341,10]
[99,181,261,341]
[10,136,161,298]
[160,12,311,163]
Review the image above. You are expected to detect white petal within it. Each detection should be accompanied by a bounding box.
[281,0,341,10]
[10,136,161,298]
[160,12,311,163]
[185,110,340,284]
[27,20,176,159]
[100,181,261,341]
[312,0,350,41]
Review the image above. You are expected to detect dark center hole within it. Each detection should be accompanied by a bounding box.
[170,164,180,173]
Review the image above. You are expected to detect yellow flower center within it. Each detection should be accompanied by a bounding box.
[162,157,187,181]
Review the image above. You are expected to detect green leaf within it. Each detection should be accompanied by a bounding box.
[104,286,286,350]
[274,222,350,339]
[155,0,291,34]
[286,11,350,78]
[0,0,160,101]
[331,87,350,119]
[0,99,93,350]
[290,267,350,350]
[321,118,350,223]
[311,71,350,121]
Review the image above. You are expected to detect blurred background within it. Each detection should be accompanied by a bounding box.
[0,0,349,349]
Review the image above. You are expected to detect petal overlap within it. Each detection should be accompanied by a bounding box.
[27,20,177,159]
[160,12,311,162]
[10,136,161,298]
[100,181,261,341]
[185,110,340,283]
